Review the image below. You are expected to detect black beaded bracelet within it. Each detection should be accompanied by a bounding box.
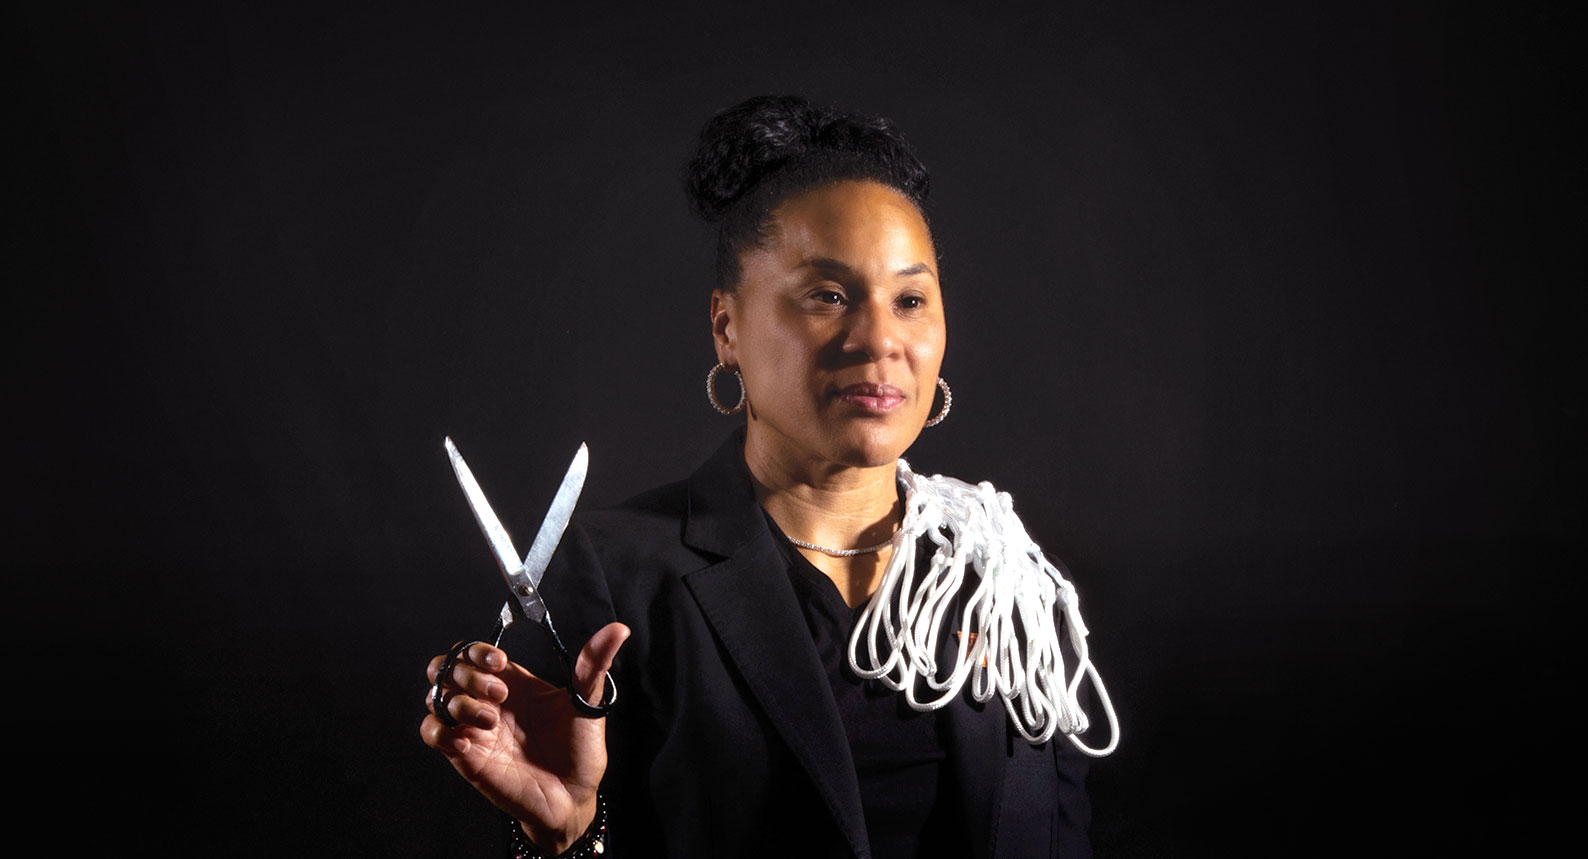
[504,793,608,859]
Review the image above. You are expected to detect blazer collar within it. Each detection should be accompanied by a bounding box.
[680,430,870,858]
[681,429,766,559]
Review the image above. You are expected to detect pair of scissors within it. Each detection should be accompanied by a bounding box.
[429,437,616,726]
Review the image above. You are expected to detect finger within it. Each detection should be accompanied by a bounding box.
[416,711,482,755]
[419,712,471,755]
[420,713,464,754]
[429,659,509,703]
[468,642,508,672]
[572,621,631,705]
[423,686,501,730]
[426,642,507,683]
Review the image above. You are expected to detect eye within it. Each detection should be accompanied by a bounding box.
[897,292,927,310]
[812,288,845,305]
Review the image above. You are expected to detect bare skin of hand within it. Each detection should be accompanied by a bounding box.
[421,622,630,853]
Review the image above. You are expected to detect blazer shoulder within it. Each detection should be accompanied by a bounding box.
[575,478,689,539]
[566,478,710,584]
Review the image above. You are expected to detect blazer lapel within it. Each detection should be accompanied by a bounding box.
[944,692,1011,859]
[938,583,1012,859]
[680,433,870,859]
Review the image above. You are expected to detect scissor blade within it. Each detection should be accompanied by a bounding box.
[514,443,588,621]
[444,437,523,584]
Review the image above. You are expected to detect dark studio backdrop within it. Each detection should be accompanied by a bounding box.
[12,1,1580,855]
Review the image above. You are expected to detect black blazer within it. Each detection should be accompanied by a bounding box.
[529,433,1092,858]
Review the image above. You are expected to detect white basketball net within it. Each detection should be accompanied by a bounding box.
[848,460,1120,756]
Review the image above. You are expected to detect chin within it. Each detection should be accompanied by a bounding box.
[827,423,919,469]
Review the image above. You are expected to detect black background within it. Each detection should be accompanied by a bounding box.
[13,1,1581,855]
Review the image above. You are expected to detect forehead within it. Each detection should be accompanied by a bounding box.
[758,180,936,271]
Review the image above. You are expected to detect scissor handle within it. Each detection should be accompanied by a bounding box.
[542,609,618,717]
[570,672,618,717]
[430,618,617,727]
[430,615,510,728]
[430,638,483,728]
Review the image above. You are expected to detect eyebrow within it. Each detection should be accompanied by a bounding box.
[800,257,938,279]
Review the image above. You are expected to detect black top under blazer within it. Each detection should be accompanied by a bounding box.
[527,432,1093,858]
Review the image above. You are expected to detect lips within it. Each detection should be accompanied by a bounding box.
[835,382,905,413]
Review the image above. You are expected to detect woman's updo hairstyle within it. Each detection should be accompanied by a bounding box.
[685,95,932,290]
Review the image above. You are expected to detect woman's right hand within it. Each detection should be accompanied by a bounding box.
[421,622,631,853]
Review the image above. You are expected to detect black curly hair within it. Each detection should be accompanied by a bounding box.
[684,95,932,290]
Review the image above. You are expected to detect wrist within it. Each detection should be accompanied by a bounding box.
[509,793,606,858]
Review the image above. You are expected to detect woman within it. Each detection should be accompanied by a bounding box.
[422,95,1109,858]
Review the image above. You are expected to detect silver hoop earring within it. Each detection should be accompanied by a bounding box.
[706,362,746,415]
[924,377,952,427]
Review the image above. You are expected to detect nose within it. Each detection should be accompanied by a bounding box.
[842,299,901,361]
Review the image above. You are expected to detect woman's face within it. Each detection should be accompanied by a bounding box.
[712,180,946,472]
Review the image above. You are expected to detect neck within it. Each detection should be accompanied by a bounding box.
[743,429,903,607]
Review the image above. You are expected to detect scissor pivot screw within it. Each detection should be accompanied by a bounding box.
[517,584,534,596]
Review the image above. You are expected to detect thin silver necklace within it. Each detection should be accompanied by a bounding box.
[787,532,897,557]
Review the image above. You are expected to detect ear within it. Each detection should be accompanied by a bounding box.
[710,289,737,367]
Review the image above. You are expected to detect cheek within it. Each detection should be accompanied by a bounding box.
[911,328,947,373]
[735,326,816,399]
[743,317,822,370]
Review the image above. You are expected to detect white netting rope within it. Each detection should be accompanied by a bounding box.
[846,460,1119,756]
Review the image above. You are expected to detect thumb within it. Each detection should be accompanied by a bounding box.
[573,621,630,705]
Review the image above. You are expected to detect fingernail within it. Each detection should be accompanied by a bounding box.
[487,681,508,702]
[486,651,505,670]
